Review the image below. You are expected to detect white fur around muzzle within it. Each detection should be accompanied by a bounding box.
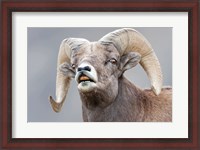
[75,63,98,92]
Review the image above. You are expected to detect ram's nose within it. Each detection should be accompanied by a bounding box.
[77,66,91,72]
[76,62,93,73]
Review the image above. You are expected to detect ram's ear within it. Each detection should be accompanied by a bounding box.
[59,62,75,78]
[119,52,141,74]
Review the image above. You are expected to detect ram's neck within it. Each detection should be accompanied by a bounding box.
[81,76,151,122]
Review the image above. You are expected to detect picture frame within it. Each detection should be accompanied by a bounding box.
[1,0,199,149]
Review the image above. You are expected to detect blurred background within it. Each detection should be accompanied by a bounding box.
[27,27,172,122]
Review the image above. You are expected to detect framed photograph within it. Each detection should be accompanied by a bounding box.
[1,0,199,149]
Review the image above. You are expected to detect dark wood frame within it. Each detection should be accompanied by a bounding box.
[1,0,199,149]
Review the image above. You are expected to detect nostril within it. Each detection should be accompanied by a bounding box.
[84,66,91,71]
[77,66,91,72]
[78,67,82,72]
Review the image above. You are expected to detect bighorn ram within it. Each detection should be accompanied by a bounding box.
[49,28,172,122]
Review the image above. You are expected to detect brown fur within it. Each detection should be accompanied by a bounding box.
[81,77,172,122]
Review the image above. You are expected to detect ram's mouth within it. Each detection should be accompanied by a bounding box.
[75,69,98,92]
[78,74,95,84]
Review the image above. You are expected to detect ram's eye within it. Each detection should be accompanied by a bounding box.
[109,58,117,64]
[71,64,76,69]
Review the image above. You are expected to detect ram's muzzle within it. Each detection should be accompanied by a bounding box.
[75,62,98,92]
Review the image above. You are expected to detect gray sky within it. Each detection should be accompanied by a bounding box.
[27,27,172,122]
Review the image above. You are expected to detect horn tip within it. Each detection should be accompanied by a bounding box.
[49,96,62,113]
[151,86,161,96]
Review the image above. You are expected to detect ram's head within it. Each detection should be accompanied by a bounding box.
[49,28,163,112]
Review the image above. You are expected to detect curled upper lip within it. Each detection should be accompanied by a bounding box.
[75,71,97,84]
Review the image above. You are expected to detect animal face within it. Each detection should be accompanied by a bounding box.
[59,42,141,107]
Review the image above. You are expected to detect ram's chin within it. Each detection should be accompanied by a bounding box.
[78,81,97,93]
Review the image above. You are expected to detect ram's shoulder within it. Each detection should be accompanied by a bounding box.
[143,86,172,104]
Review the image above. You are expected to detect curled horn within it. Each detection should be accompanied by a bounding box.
[99,28,163,95]
[49,38,89,112]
